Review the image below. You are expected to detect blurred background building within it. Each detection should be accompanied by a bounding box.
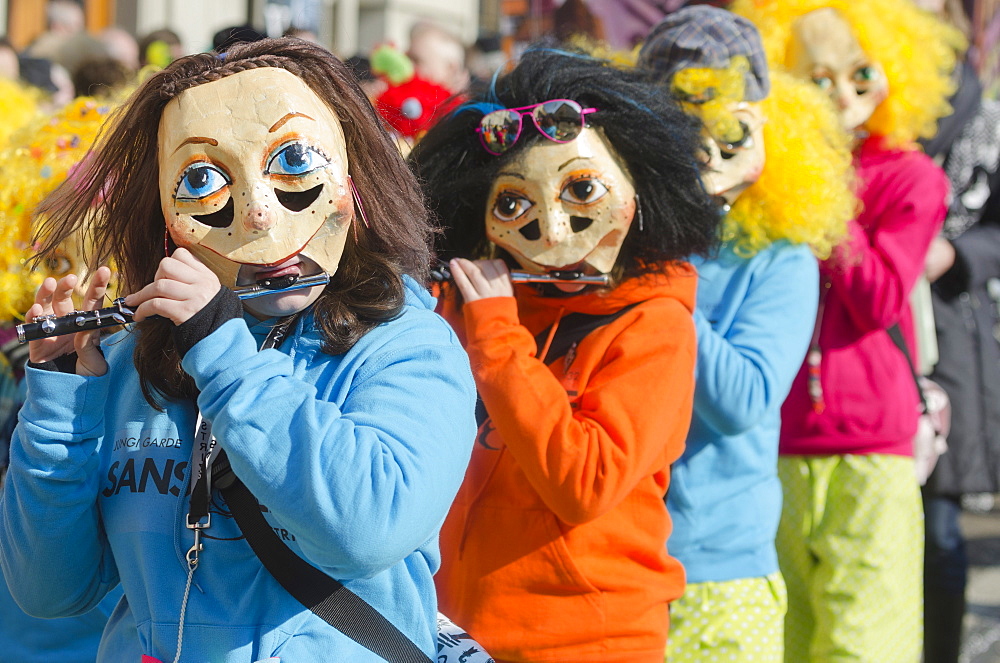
[0,0,479,59]
[1,0,1000,95]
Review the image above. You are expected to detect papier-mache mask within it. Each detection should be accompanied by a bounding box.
[157,67,354,288]
[730,0,961,147]
[639,7,770,207]
[787,8,887,133]
[672,60,766,205]
[484,124,636,276]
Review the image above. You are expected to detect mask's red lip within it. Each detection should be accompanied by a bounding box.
[245,256,302,281]
[547,261,586,274]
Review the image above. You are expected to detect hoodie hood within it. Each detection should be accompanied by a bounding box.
[515,262,697,324]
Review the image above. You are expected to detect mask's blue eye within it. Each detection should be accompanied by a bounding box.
[176,164,230,200]
[266,143,328,176]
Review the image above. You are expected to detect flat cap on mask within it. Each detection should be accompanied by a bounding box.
[639,5,770,102]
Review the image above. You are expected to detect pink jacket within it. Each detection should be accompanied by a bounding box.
[780,136,949,457]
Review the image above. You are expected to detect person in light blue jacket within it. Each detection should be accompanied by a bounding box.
[638,8,855,661]
[1,37,476,663]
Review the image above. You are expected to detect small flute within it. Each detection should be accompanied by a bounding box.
[16,273,331,343]
[429,262,610,286]
[509,271,609,285]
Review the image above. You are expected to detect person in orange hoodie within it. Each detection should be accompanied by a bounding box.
[409,48,720,663]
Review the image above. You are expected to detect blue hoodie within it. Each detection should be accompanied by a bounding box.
[668,242,818,583]
[0,571,123,662]
[0,277,477,662]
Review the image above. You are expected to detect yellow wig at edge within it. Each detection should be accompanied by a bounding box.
[731,0,964,148]
[727,70,854,259]
[0,98,117,319]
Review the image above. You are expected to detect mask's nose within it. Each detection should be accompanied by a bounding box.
[700,138,726,196]
[243,194,277,233]
[833,80,854,111]
[538,206,573,247]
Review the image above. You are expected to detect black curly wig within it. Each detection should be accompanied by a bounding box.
[409,48,720,281]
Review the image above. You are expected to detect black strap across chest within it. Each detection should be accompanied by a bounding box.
[198,316,433,663]
[214,466,432,663]
[534,303,640,365]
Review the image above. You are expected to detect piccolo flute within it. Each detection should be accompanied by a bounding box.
[429,262,610,286]
[16,273,331,344]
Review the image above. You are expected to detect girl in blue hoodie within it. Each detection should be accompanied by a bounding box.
[0,38,476,663]
[638,8,853,661]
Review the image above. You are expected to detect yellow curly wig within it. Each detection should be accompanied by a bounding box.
[727,70,854,258]
[0,78,41,149]
[731,0,964,147]
[0,97,118,319]
[564,34,643,71]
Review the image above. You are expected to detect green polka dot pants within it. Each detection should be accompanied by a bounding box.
[666,574,787,662]
[777,454,923,662]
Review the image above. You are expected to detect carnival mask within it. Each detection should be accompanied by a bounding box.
[484,126,637,277]
[697,101,766,205]
[157,67,354,293]
[788,8,888,133]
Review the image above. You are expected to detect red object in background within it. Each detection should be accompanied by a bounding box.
[375,76,463,138]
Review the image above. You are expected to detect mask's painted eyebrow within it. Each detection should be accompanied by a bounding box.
[269,112,315,133]
[497,171,525,179]
[172,136,218,154]
[559,156,588,171]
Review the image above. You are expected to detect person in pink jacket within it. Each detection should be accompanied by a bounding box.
[731,1,962,660]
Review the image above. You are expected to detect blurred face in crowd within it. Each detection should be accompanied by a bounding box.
[484,126,636,288]
[408,26,469,94]
[157,67,355,317]
[788,8,888,133]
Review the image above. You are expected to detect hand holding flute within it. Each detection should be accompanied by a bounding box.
[442,257,610,303]
[23,249,219,376]
[25,265,113,377]
[19,249,334,346]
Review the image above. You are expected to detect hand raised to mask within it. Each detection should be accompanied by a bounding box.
[449,258,515,303]
[26,265,113,376]
[125,248,222,325]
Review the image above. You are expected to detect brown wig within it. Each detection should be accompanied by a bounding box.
[32,37,433,407]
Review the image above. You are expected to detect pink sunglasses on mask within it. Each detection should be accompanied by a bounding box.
[476,99,598,156]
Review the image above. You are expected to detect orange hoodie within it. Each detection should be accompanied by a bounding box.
[436,264,697,663]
